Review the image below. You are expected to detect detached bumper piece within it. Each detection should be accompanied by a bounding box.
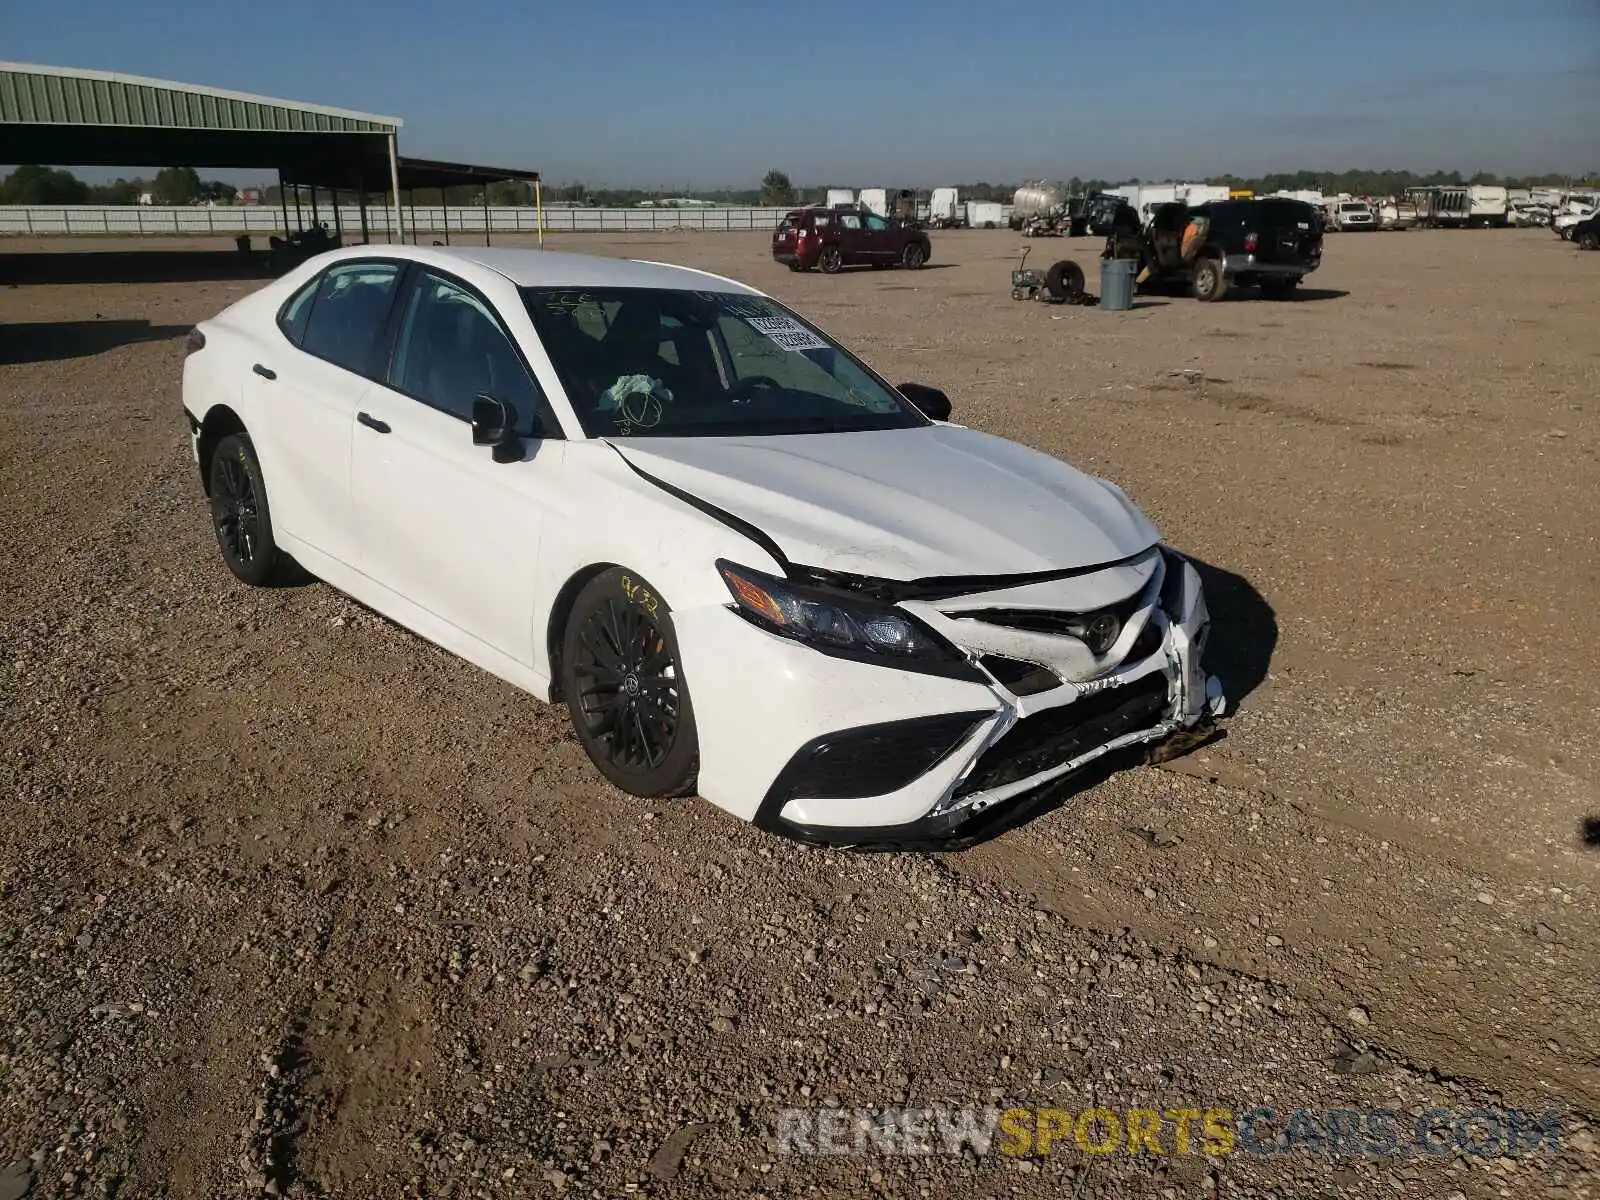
[952,673,1170,800]
[755,676,1184,850]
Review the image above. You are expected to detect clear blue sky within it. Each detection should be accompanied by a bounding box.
[7,0,1598,186]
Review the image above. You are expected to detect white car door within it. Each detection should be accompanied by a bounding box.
[349,266,560,664]
[252,259,404,566]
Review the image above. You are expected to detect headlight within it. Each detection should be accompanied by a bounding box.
[716,560,983,681]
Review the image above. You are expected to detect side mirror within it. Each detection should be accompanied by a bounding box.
[471,394,523,463]
[897,382,952,422]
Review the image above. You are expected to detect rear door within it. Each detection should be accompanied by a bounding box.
[350,266,559,661]
[1149,203,1190,268]
[253,258,404,566]
[1248,200,1321,267]
[834,210,870,264]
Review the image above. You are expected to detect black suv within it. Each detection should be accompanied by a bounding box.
[1107,198,1324,301]
[1078,191,1134,237]
[1571,212,1600,251]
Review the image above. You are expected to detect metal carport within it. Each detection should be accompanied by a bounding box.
[288,155,545,248]
[0,62,542,250]
[0,62,408,236]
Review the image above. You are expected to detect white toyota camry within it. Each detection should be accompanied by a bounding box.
[182,244,1224,845]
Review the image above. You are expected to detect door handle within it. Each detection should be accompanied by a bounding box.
[357,411,391,434]
[252,363,276,380]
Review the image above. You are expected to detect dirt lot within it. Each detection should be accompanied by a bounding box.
[1,227,1597,1199]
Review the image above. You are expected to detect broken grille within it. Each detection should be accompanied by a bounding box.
[953,672,1171,799]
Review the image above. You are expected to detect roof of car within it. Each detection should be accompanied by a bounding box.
[352,244,762,294]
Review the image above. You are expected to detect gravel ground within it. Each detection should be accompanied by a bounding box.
[1,227,1596,1199]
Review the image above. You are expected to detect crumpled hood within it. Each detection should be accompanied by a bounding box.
[608,425,1159,580]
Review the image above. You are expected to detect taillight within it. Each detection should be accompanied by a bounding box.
[184,327,206,356]
[1244,232,1258,253]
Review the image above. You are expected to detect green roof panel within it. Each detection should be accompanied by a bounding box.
[0,62,400,134]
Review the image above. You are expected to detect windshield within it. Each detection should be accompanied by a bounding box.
[521,287,929,438]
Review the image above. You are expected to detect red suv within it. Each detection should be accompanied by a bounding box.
[772,205,932,273]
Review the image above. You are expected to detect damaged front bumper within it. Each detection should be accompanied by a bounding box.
[676,546,1226,848]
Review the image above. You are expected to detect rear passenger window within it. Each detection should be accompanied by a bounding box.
[299,261,402,378]
[278,278,318,346]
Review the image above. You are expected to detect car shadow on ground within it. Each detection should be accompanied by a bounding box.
[1582,816,1600,847]
[0,250,276,287]
[1272,287,1349,302]
[0,320,194,366]
[1187,555,1278,710]
[1135,283,1350,303]
[820,263,957,274]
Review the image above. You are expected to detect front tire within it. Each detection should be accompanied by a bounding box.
[559,567,699,798]
[208,432,285,586]
[1579,229,1599,251]
[902,241,928,269]
[819,246,844,274]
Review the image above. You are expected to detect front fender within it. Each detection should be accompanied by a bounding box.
[531,442,787,689]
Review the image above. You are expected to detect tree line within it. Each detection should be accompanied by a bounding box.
[0,165,238,206]
[4,164,1594,210]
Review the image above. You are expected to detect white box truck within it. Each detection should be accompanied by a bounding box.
[859,188,888,216]
[1468,185,1509,228]
[966,200,1004,229]
[929,187,963,227]
[825,188,855,208]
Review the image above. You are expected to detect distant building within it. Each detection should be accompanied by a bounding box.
[239,186,263,206]
[137,191,154,205]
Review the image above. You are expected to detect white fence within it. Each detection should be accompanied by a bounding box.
[0,205,796,237]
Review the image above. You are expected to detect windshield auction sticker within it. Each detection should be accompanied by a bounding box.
[745,315,830,353]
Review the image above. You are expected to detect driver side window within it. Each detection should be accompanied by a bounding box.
[388,271,545,434]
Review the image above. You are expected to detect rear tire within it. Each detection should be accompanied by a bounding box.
[819,245,844,274]
[902,241,927,269]
[559,567,699,799]
[1192,257,1226,302]
[1579,229,1599,251]
[208,432,285,586]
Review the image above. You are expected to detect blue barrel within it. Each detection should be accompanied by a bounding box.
[1099,257,1136,311]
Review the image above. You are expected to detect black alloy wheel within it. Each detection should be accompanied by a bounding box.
[208,432,284,585]
[561,568,699,797]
